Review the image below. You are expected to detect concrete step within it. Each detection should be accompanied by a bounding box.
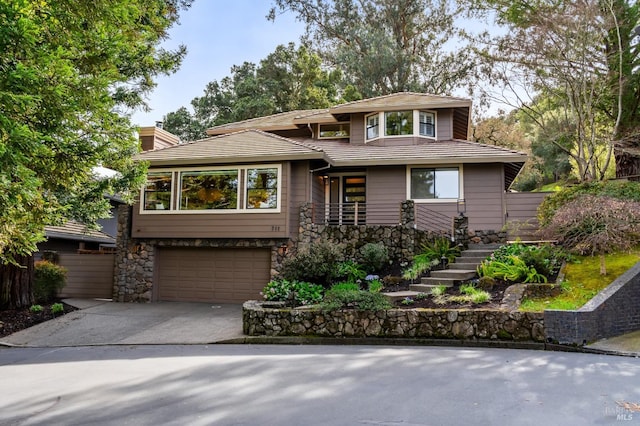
[417,277,459,287]
[409,283,452,292]
[448,262,480,270]
[429,269,477,280]
[454,256,487,264]
[382,291,422,302]
[467,243,502,250]
[459,250,493,259]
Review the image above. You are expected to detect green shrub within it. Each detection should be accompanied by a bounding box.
[279,240,345,287]
[359,242,390,273]
[367,278,383,293]
[419,238,460,263]
[262,279,324,306]
[483,243,568,281]
[33,261,67,303]
[29,304,43,313]
[51,303,64,315]
[321,283,391,311]
[337,260,367,284]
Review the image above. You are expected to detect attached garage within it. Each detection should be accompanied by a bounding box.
[156,248,271,303]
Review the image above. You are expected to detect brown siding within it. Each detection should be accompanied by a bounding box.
[57,253,115,299]
[273,128,312,138]
[350,113,366,145]
[505,192,550,240]
[289,161,309,239]
[140,135,155,152]
[132,163,290,239]
[452,107,470,140]
[366,166,405,225]
[464,164,505,232]
[436,109,453,141]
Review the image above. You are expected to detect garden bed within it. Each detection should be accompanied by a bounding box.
[0,301,76,339]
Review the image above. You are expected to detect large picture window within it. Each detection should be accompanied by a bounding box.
[410,168,459,199]
[366,110,437,141]
[246,168,278,209]
[143,172,173,210]
[319,123,350,138]
[180,170,238,210]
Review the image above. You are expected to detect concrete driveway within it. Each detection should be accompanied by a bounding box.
[0,299,244,347]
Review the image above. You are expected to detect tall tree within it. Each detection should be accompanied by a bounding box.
[0,0,191,309]
[269,0,475,98]
[470,0,638,182]
[164,43,343,140]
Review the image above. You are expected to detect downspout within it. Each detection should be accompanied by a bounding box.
[308,163,331,203]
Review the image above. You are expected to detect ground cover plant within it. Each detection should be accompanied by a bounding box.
[0,301,76,338]
[520,248,640,311]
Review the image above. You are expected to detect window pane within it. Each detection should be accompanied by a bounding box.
[385,111,413,136]
[366,115,379,139]
[144,172,172,210]
[180,170,238,210]
[246,168,278,209]
[411,169,435,199]
[319,123,350,138]
[435,169,459,198]
[419,112,435,137]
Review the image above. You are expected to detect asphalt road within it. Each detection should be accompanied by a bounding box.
[1,344,639,426]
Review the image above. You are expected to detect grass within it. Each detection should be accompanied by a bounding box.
[520,249,640,311]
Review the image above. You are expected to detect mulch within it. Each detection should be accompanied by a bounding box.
[386,280,509,310]
[0,301,77,339]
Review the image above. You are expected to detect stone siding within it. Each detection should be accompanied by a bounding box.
[243,301,545,342]
[545,261,640,345]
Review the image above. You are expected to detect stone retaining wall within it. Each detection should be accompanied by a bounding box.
[243,301,545,342]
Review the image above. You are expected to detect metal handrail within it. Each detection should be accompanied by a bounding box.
[311,202,401,226]
[414,205,454,239]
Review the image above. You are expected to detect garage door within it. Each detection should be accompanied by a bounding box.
[157,248,271,303]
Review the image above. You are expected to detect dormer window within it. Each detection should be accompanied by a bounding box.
[366,110,437,141]
[319,122,350,139]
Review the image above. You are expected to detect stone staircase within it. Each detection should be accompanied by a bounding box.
[383,243,502,302]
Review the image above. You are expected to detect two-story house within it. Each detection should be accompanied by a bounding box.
[115,92,531,304]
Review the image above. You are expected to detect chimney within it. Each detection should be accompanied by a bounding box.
[155,121,164,129]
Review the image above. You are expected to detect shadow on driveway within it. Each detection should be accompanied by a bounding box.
[0,299,244,347]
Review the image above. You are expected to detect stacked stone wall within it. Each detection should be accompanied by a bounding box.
[243,301,545,342]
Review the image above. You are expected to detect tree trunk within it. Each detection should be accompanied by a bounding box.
[0,255,34,310]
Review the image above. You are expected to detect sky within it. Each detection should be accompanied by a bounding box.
[130,1,305,126]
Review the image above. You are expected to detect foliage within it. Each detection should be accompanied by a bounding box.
[269,0,475,98]
[469,0,639,182]
[520,248,640,311]
[337,261,367,284]
[419,238,461,264]
[538,181,640,226]
[401,297,415,306]
[33,261,67,304]
[163,43,343,140]
[365,275,384,293]
[478,254,547,283]
[540,195,640,274]
[359,243,390,274]
[279,240,345,287]
[29,304,43,313]
[262,279,324,306]
[488,242,568,279]
[51,303,64,315]
[431,282,491,305]
[321,283,391,311]
[430,285,448,297]
[0,0,191,308]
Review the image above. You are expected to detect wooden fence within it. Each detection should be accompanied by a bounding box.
[57,253,115,299]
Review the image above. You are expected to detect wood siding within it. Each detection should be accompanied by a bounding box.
[366,166,405,224]
[132,163,290,239]
[289,161,309,239]
[57,253,115,299]
[350,113,366,145]
[436,109,453,140]
[464,164,505,232]
[505,192,550,240]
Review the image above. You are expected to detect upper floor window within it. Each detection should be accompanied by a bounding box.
[366,110,437,141]
[319,122,350,138]
[419,111,435,137]
[366,114,379,139]
[385,111,413,136]
[143,172,173,210]
[246,168,278,209]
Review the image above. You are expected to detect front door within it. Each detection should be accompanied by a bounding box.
[327,176,366,225]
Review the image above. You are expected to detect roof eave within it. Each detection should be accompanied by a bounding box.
[329,101,472,114]
[144,152,328,167]
[327,156,527,168]
[206,125,300,136]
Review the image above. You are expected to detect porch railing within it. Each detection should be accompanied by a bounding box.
[310,202,401,226]
[414,205,454,240]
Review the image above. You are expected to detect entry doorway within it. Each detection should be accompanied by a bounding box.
[326,175,366,225]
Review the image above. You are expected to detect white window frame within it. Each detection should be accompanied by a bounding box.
[139,164,282,214]
[365,110,438,142]
[318,122,350,139]
[406,164,464,203]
